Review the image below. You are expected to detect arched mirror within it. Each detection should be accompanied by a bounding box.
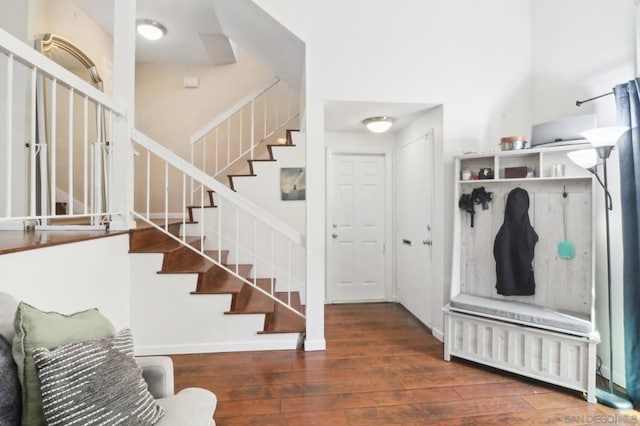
[33,34,109,228]
[36,33,103,90]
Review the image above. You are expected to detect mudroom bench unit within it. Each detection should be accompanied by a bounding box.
[443,146,600,403]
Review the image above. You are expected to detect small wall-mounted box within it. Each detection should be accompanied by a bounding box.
[183,77,200,89]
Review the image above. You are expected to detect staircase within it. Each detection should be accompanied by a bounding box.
[130,128,306,354]
[228,129,298,191]
[129,222,304,334]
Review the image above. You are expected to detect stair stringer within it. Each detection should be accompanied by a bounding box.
[129,251,301,355]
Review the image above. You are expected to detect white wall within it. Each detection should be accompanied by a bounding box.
[0,0,30,224]
[0,235,131,330]
[0,0,28,39]
[28,0,114,77]
[232,131,306,234]
[258,0,639,375]
[134,51,273,213]
[531,0,636,387]
[255,0,534,340]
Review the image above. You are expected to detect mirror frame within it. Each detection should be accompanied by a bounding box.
[34,33,103,90]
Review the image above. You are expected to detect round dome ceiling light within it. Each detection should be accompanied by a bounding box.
[136,19,167,41]
[362,116,395,133]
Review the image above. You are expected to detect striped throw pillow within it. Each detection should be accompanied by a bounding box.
[32,328,164,425]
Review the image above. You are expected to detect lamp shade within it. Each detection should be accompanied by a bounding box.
[580,127,629,148]
[362,116,395,133]
[567,148,598,170]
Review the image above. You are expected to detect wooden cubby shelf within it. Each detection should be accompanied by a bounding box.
[444,145,600,403]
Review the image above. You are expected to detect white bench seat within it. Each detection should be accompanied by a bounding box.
[449,293,592,335]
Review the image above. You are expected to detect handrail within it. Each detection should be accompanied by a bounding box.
[0,27,123,116]
[0,26,118,228]
[211,113,299,178]
[189,76,280,145]
[132,129,305,247]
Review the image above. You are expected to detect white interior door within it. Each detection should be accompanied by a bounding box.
[327,153,386,302]
[396,132,434,327]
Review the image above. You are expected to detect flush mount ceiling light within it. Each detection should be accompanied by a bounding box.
[136,19,167,41]
[362,116,395,133]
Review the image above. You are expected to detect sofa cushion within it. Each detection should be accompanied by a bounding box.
[12,302,115,426]
[155,388,217,426]
[0,334,21,426]
[33,328,164,425]
[0,292,19,342]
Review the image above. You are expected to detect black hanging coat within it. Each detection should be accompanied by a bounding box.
[493,188,538,296]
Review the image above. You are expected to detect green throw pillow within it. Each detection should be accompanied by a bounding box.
[33,328,164,425]
[12,302,115,426]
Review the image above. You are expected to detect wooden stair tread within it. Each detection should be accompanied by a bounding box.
[129,222,184,251]
[259,305,305,334]
[226,283,275,314]
[159,250,228,273]
[130,236,202,254]
[186,205,217,209]
[254,278,304,314]
[275,291,304,313]
[192,272,245,295]
[252,278,305,333]
[191,264,254,293]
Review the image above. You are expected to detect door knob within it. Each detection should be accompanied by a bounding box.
[423,239,432,246]
[332,233,338,239]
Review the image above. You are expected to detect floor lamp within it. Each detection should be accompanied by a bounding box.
[568,126,632,409]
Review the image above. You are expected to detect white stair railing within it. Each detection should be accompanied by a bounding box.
[0,27,122,229]
[189,77,298,186]
[133,129,306,319]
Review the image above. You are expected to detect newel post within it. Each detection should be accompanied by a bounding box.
[109,0,137,230]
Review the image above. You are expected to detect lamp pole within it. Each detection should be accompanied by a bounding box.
[603,157,614,397]
[595,148,633,409]
[569,128,632,408]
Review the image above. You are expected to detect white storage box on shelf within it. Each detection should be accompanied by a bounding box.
[443,145,600,403]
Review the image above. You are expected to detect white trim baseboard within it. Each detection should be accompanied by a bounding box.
[432,327,444,343]
[0,220,25,230]
[134,336,301,356]
[304,337,327,351]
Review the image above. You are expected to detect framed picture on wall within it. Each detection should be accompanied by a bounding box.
[280,167,306,201]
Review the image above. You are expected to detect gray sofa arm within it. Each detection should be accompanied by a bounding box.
[136,356,175,399]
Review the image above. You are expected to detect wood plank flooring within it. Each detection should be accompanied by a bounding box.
[171,303,640,425]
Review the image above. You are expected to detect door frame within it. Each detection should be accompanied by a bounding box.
[326,146,394,303]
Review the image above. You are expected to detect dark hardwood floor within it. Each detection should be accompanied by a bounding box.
[0,228,125,255]
[171,303,640,425]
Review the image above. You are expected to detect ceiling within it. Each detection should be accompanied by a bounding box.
[73,0,236,65]
[72,0,429,130]
[324,101,438,133]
